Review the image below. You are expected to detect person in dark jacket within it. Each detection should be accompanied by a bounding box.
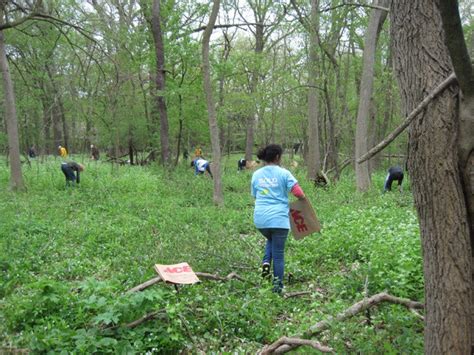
[238,158,246,172]
[384,166,404,192]
[90,144,100,160]
[61,161,84,187]
[28,145,36,158]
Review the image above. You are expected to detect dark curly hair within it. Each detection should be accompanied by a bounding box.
[256,144,283,163]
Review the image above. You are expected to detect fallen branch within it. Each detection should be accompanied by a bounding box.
[357,72,456,164]
[262,337,333,354]
[125,310,166,329]
[127,276,162,293]
[283,291,312,299]
[127,272,250,293]
[325,158,352,175]
[262,292,424,354]
[410,308,425,321]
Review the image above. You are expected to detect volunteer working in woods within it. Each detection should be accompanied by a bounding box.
[251,144,306,293]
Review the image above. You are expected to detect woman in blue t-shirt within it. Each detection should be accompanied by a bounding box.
[251,144,305,292]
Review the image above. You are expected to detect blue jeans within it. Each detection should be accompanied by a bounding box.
[258,228,289,292]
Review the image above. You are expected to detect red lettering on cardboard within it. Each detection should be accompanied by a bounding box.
[164,265,192,274]
[290,209,308,232]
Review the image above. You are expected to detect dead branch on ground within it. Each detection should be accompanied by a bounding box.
[283,291,312,299]
[261,292,424,354]
[127,272,251,293]
[262,337,333,353]
[125,310,166,329]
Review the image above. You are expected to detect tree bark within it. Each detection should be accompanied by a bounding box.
[45,64,68,150]
[202,0,223,205]
[306,0,321,181]
[391,1,472,353]
[244,11,265,162]
[355,0,388,191]
[150,0,170,165]
[0,19,24,190]
[437,1,474,351]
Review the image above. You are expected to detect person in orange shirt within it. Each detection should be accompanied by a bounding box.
[58,145,68,158]
[194,147,202,158]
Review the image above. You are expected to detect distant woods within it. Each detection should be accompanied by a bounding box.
[0,1,412,173]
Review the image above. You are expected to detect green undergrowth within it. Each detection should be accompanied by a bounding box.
[0,156,423,353]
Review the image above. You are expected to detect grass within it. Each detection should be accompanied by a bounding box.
[0,155,423,353]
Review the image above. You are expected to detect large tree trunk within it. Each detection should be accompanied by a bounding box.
[355,0,388,192]
[391,1,472,353]
[151,0,170,165]
[306,0,321,180]
[0,25,24,190]
[437,1,474,351]
[202,0,223,205]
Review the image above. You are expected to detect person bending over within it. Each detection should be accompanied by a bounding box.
[61,161,84,187]
[191,157,213,178]
[384,166,404,192]
[238,158,246,172]
[251,144,305,293]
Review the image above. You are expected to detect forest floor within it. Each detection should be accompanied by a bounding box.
[0,155,423,353]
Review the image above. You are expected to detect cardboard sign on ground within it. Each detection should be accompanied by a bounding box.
[289,198,321,240]
[154,262,200,284]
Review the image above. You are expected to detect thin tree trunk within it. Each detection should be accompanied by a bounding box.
[151,0,170,165]
[391,1,472,352]
[41,96,52,155]
[175,93,184,166]
[355,0,388,191]
[0,27,24,190]
[323,80,339,178]
[202,0,223,205]
[245,21,264,162]
[306,0,321,180]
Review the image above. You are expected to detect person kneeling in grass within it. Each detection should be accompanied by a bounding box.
[191,157,213,179]
[383,166,404,193]
[251,144,305,293]
[61,161,84,187]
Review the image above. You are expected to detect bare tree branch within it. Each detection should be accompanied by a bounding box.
[289,0,339,67]
[321,1,390,13]
[357,73,457,164]
[262,337,333,354]
[262,292,424,354]
[127,271,252,293]
[283,291,312,299]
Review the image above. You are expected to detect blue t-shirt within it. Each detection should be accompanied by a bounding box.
[251,165,298,229]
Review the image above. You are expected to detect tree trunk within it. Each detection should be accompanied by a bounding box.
[245,20,264,162]
[306,0,321,181]
[437,1,474,351]
[355,0,388,191]
[41,96,52,155]
[175,93,184,166]
[0,28,24,190]
[391,1,472,353]
[151,0,170,165]
[202,0,223,205]
[323,80,339,178]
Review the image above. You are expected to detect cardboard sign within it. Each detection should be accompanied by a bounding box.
[289,198,321,240]
[154,262,200,284]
